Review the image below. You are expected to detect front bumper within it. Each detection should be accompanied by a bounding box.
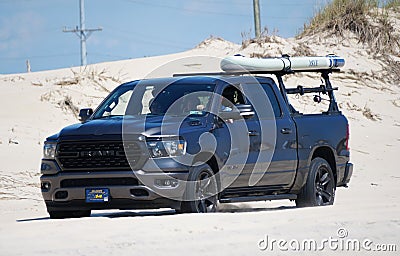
[41,169,189,211]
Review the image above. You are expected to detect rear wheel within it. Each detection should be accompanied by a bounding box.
[48,210,91,219]
[296,157,335,207]
[179,163,218,213]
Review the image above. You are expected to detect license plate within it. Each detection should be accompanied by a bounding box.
[85,188,109,203]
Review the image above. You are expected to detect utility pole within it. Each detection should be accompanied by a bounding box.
[26,60,31,73]
[253,0,261,38]
[63,0,102,66]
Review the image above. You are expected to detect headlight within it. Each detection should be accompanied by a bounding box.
[146,139,186,158]
[43,142,57,159]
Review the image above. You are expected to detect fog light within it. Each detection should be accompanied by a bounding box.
[41,182,51,191]
[41,163,51,172]
[55,191,68,199]
[155,179,179,188]
[130,189,149,197]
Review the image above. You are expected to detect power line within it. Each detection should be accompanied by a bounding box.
[105,26,191,49]
[121,0,249,17]
[195,0,318,7]
[120,0,309,19]
[63,0,102,66]
[2,53,80,61]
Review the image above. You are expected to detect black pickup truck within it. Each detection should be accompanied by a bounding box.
[40,69,353,218]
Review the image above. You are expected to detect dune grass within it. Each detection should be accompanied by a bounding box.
[298,0,399,85]
[300,0,399,55]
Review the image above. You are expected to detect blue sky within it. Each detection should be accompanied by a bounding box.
[0,0,330,74]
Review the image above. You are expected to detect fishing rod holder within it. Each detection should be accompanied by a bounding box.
[285,85,338,95]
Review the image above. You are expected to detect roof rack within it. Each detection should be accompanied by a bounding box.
[172,69,341,77]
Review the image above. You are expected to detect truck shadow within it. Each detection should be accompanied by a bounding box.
[218,204,296,213]
[16,209,176,222]
[17,216,51,222]
[93,204,296,218]
[17,205,296,222]
[92,209,176,218]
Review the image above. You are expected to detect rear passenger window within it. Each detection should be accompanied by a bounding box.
[241,83,282,119]
[261,83,282,118]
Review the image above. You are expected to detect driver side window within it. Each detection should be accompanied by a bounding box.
[102,90,133,117]
[220,85,245,111]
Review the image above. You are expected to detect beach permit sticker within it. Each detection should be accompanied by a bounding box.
[85,188,109,202]
[189,110,204,115]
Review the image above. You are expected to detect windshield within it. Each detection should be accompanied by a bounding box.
[93,82,215,119]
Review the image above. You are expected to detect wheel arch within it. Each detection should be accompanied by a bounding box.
[192,152,222,194]
[310,146,337,184]
[192,152,220,174]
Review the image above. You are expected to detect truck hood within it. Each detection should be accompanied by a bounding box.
[55,116,207,140]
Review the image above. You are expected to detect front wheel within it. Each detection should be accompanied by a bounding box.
[296,157,335,207]
[179,163,218,213]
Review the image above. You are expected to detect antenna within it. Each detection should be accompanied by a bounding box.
[63,0,102,66]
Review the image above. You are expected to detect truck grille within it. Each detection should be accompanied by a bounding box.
[60,178,139,188]
[56,141,144,170]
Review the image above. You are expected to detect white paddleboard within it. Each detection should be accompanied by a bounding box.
[220,55,345,72]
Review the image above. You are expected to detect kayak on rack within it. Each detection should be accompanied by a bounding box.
[220,54,345,72]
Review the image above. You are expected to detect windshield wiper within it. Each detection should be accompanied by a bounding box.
[146,113,165,116]
[93,115,123,119]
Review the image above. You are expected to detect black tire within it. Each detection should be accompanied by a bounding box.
[179,163,218,213]
[296,157,335,207]
[48,210,91,219]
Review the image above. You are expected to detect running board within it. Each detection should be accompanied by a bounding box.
[219,194,297,204]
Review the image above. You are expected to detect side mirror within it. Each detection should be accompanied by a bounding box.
[79,108,93,122]
[218,104,254,120]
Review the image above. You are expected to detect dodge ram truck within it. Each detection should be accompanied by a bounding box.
[40,68,353,218]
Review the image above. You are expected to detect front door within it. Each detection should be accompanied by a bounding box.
[240,82,297,188]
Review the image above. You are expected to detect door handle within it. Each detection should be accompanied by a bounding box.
[248,130,259,136]
[280,128,292,134]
